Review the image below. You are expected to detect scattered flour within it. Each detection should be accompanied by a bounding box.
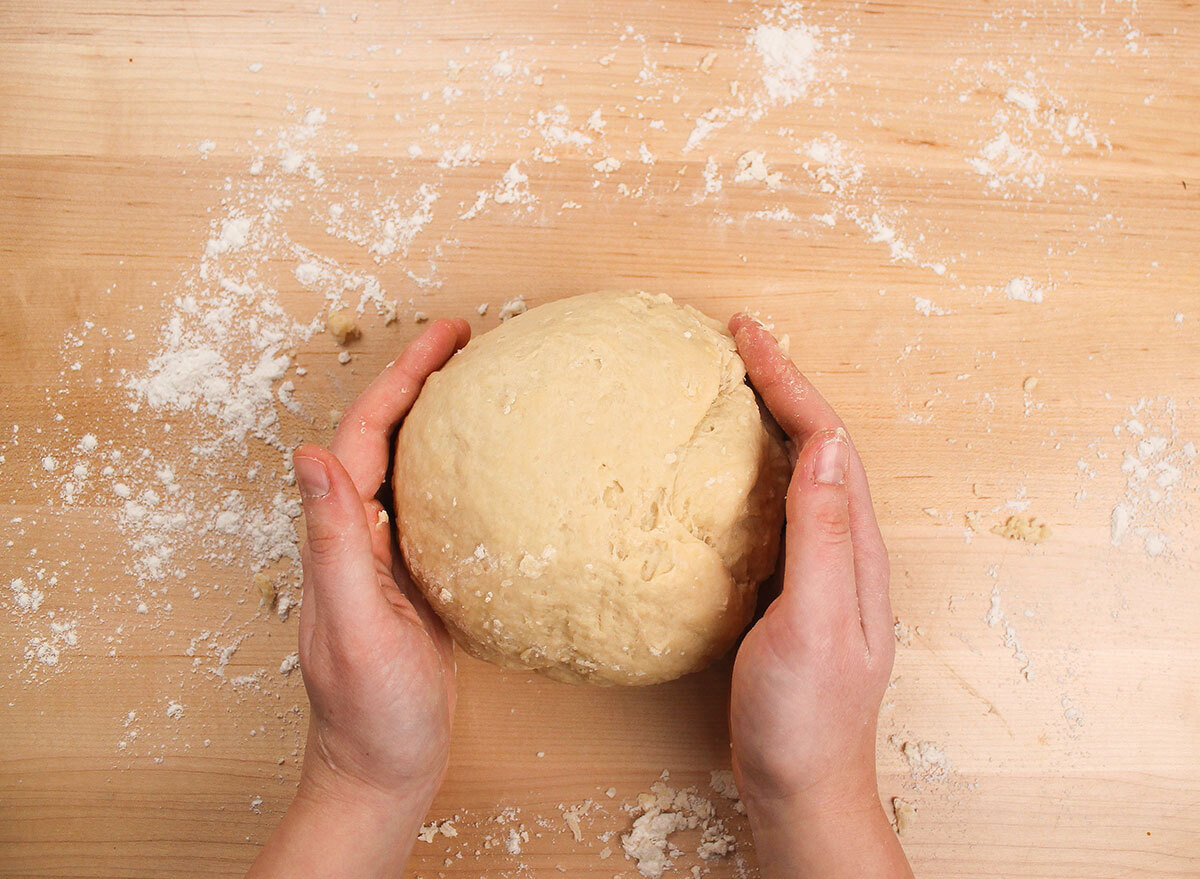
[1005,277,1046,303]
[896,738,955,785]
[1108,399,1195,558]
[914,297,950,317]
[749,22,822,104]
[3,105,450,688]
[460,163,534,220]
[985,584,1034,680]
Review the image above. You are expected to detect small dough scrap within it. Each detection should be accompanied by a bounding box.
[892,797,916,835]
[393,290,789,685]
[327,309,359,344]
[992,514,1051,543]
[253,573,276,606]
[497,296,527,321]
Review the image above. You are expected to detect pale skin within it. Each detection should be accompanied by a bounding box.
[249,315,913,879]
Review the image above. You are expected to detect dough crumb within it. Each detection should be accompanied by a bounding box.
[708,769,738,801]
[337,350,352,364]
[709,769,745,814]
[991,514,1051,543]
[734,150,782,187]
[892,797,916,835]
[326,309,359,344]
[621,781,734,878]
[893,618,913,646]
[417,819,458,842]
[505,827,523,854]
[413,311,429,323]
[563,808,583,842]
[593,157,621,173]
[698,51,718,73]
[476,302,489,316]
[253,572,276,606]
[498,296,528,321]
[898,739,953,783]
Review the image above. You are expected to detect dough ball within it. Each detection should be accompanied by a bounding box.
[393,291,789,685]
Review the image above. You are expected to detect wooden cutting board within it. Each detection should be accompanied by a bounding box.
[1,2,1197,877]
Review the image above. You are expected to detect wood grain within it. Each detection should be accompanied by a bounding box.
[1,2,1198,877]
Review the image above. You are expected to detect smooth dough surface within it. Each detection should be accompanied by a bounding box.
[393,290,789,685]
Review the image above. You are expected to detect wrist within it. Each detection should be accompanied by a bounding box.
[297,737,441,828]
[247,728,444,878]
[740,773,880,821]
[743,785,886,836]
[300,721,445,814]
[249,759,437,879]
[743,793,906,879]
[295,762,436,829]
[735,745,880,819]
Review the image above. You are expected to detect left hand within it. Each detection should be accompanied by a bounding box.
[249,317,471,879]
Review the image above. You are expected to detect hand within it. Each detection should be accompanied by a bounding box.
[249,318,471,879]
[727,315,912,879]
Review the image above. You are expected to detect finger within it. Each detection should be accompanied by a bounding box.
[778,428,862,645]
[731,313,893,652]
[729,312,838,444]
[297,569,316,656]
[293,444,386,628]
[365,499,455,665]
[364,499,432,613]
[363,499,398,570]
[331,317,471,499]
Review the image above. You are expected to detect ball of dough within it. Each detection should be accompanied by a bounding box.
[393,291,789,685]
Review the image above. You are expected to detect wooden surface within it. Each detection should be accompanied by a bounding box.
[2,2,1198,877]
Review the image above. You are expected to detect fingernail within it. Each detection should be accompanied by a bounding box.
[294,455,330,499]
[813,429,849,485]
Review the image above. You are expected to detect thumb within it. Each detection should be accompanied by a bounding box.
[780,428,860,635]
[293,444,383,628]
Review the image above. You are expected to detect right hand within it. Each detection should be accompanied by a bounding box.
[727,314,912,879]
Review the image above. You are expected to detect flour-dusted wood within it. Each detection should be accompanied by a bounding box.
[1,2,1197,878]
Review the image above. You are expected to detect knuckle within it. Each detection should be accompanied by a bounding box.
[304,528,344,558]
[812,500,852,540]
